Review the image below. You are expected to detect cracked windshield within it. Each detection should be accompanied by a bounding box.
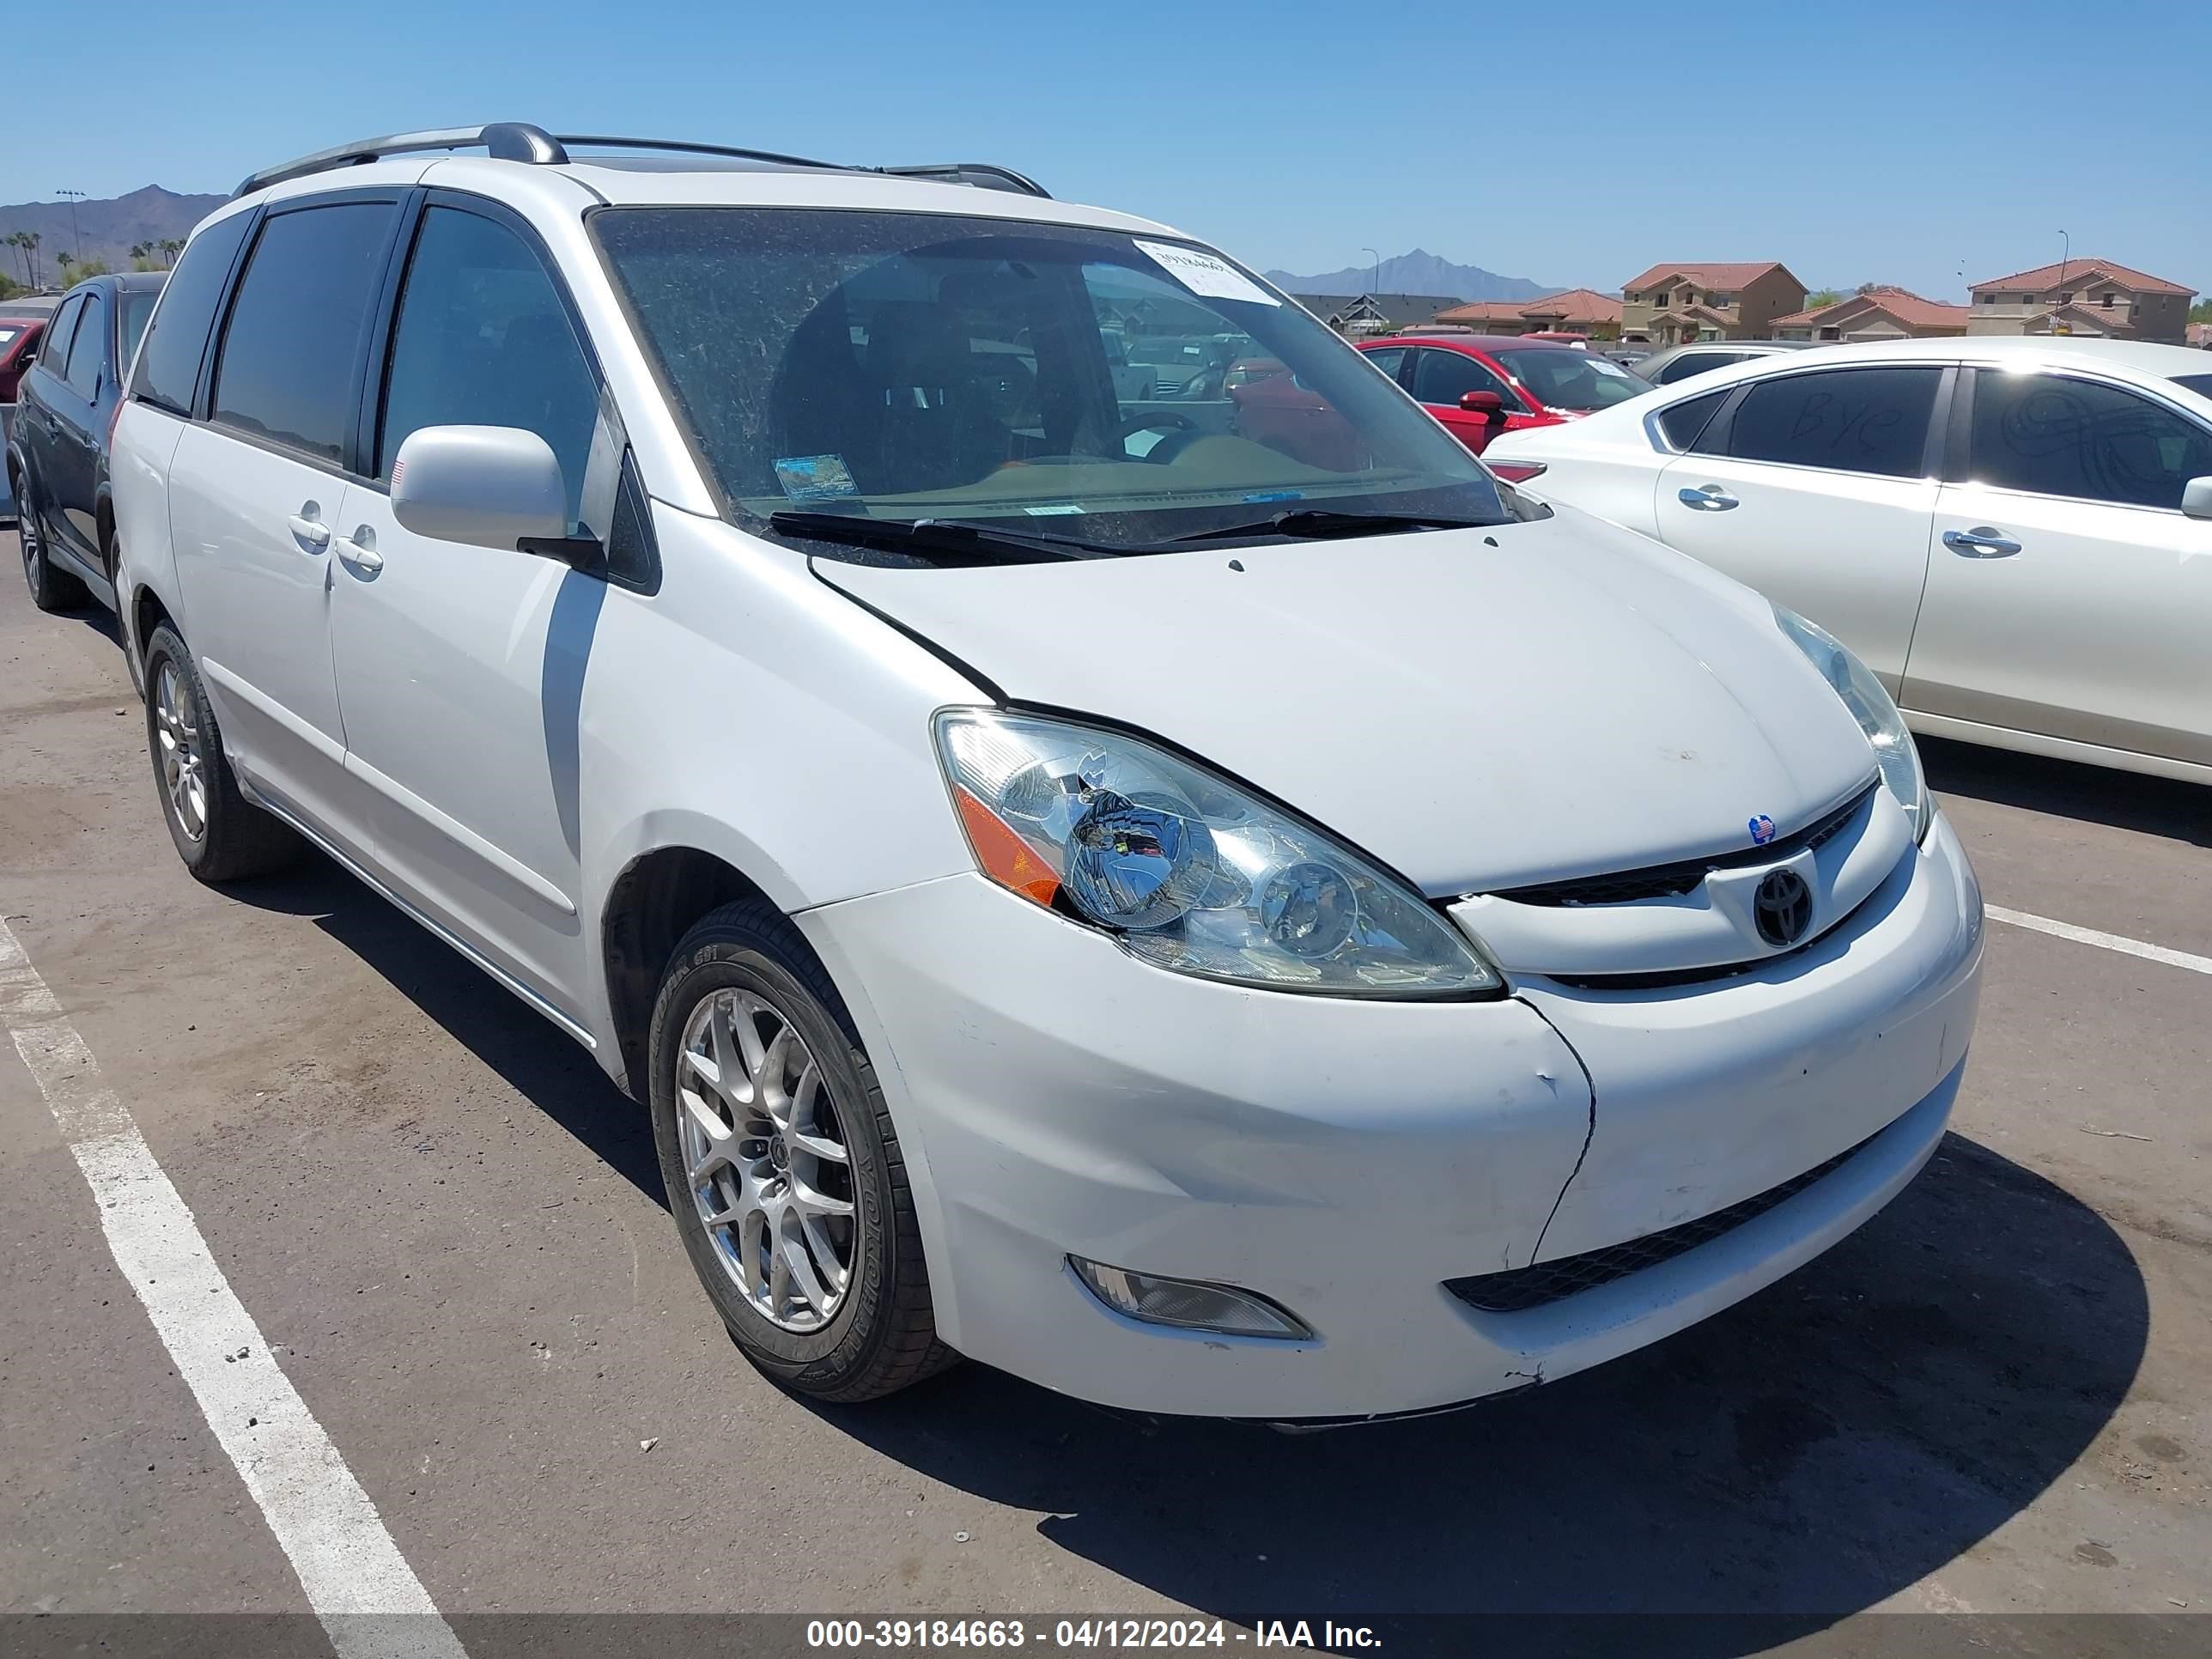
[592,207,1507,548]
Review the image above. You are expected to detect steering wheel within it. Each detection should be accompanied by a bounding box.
[1115,410,1198,461]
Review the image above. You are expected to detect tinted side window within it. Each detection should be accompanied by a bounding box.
[1656,389,1729,451]
[120,289,161,370]
[1413,349,1514,407]
[1655,351,1735,385]
[214,203,398,464]
[1361,347,1406,382]
[376,207,599,525]
[39,296,82,369]
[1970,372,2212,510]
[64,295,107,396]
[132,210,254,416]
[1728,367,1938,478]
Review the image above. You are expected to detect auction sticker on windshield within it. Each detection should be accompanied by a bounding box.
[774,453,862,502]
[1133,240,1280,307]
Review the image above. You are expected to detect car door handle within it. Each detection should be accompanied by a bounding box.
[1678,484,1739,510]
[334,527,382,574]
[1942,526,2021,558]
[286,513,331,550]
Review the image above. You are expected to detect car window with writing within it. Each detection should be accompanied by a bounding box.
[1728,367,1939,478]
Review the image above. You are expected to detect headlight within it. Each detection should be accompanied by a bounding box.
[934,710,1500,997]
[1772,605,1928,842]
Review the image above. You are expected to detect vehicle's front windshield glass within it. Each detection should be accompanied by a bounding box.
[592,207,1507,550]
[1489,346,1651,411]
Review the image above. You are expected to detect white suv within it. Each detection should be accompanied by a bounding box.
[112,125,1983,1420]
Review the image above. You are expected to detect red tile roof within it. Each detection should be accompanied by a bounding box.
[1771,287,1970,330]
[1968,259,2195,297]
[1431,289,1624,329]
[1623,261,1796,294]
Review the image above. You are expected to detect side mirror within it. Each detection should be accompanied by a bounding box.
[392,425,570,552]
[2184,476,2212,521]
[1459,389,1509,424]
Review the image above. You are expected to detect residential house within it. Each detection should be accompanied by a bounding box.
[1770,286,1969,343]
[1430,288,1624,337]
[1620,263,1808,343]
[1964,259,2196,345]
[1292,293,1466,337]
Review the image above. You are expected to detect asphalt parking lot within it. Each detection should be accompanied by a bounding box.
[0,526,2206,1655]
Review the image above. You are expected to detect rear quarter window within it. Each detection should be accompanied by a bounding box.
[132,210,256,416]
[1656,389,1729,451]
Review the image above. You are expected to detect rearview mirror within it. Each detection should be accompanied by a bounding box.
[1459,389,1508,423]
[2184,476,2212,521]
[392,425,569,551]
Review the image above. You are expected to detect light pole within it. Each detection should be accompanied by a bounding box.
[58,189,86,269]
[1362,247,1380,295]
[2057,228,2070,295]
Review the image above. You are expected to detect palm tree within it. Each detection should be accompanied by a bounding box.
[3,231,25,283]
[21,229,40,287]
[159,238,184,267]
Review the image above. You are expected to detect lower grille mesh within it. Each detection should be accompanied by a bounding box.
[1443,1129,1879,1314]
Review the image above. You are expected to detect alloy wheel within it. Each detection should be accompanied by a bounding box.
[153,660,208,842]
[677,988,857,1332]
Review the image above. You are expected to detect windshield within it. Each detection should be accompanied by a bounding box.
[1489,346,1651,411]
[120,291,161,369]
[2172,374,2212,401]
[592,207,1506,550]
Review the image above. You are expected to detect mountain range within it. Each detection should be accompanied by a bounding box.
[1262,248,1559,302]
[0,186,227,283]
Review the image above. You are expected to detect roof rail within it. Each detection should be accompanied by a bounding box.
[233,124,1052,201]
[233,123,565,197]
[876,163,1050,198]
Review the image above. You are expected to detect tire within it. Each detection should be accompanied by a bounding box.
[141,623,303,883]
[17,471,88,613]
[648,897,957,1402]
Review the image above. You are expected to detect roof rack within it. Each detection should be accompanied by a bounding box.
[233,124,1051,199]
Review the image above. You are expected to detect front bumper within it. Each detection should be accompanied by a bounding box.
[799,812,1983,1420]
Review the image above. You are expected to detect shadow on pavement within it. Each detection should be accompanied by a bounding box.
[1923,735,2211,848]
[223,852,2146,1650]
[225,855,665,1208]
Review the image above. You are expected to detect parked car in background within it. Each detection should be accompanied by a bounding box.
[112,125,1980,1421]
[1358,334,1651,458]
[1484,337,2212,785]
[1635,339,1814,386]
[1,315,49,402]
[8,273,167,611]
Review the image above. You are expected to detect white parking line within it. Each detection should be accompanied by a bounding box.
[0,918,465,1659]
[1988,905,2212,978]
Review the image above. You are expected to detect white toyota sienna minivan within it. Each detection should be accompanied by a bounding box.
[109,125,1984,1422]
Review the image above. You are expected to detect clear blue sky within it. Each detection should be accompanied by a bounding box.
[9,0,2209,301]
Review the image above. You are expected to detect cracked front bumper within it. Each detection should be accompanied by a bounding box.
[798,813,1980,1420]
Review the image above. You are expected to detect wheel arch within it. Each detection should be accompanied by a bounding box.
[596,825,811,1099]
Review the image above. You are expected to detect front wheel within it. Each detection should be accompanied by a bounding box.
[648,898,957,1401]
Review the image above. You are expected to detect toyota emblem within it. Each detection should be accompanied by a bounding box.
[1753,868,1814,947]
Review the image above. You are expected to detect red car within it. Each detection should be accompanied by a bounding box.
[1356,334,1651,464]
[0,316,48,403]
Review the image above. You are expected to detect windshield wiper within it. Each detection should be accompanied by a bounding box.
[768,510,1106,562]
[1173,507,1498,544]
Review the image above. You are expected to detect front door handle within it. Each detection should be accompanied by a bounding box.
[1942,526,2021,558]
[1678,484,1739,511]
[334,526,383,574]
[286,507,331,550]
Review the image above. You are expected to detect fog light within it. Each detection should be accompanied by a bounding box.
[1070,1257,1311,1339]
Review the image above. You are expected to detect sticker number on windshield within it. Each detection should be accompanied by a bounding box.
[1133,241,1280,307]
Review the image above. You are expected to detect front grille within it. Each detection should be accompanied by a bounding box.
[1495,783,1874,908]
[1443,1130,1877,1314]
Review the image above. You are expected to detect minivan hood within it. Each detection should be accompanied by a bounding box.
[812,507,1881,896]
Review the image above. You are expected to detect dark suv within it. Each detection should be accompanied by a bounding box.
[8,272,166,612]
